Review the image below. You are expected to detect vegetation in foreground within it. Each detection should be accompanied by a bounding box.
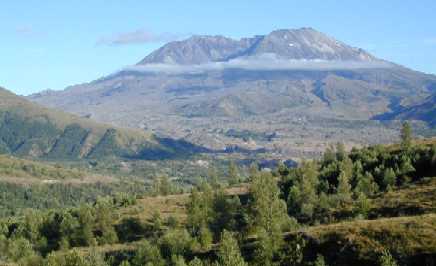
[0,123,436,265]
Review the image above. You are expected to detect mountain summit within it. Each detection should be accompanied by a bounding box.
[138,28,376,65]
[30,28,436,157]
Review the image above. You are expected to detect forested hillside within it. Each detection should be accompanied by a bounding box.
[1,127,435,266]
[0,87,204,161]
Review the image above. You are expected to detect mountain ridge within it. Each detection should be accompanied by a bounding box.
[29,28,436,157]
[138,28,377,65]
[0,87,205,160]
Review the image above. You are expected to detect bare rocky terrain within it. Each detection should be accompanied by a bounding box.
[29,28,436,159]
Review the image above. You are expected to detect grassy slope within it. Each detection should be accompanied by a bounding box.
[68,175,436,264]
[0,87,195,161]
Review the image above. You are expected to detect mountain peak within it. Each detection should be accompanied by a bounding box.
[137,28,377,65]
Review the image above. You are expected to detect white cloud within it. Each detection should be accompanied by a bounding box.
[97,29,184,45]
[121,54,393,74]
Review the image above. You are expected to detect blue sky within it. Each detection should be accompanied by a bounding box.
[1,0,436,95]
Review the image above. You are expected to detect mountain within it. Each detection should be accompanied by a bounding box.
[0,87,205,160]
[29,28,436,157]
[381,93,436,126]
[138,28,376,65]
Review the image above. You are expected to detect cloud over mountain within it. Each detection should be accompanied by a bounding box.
[97,29,184,45]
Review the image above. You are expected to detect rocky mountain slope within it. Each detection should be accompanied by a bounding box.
[138,28,376,65]
[387,93,436,126]
[29,28,436,157]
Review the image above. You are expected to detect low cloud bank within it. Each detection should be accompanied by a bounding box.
[122,54,393,74]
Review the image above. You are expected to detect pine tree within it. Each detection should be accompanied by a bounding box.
[336,170,352,206]
[355,172,379,197]
[218,230,247,266]
[400,122,412,150]
[132,240,165,266]
[250,172,289,265]
[228,161,241,185]
[288,161,319,219]
[383,168,397,191]
[188,257,204,266]
[354,192,371,218]
[94,199,118,245]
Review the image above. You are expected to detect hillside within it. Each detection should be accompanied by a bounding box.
[1,138,435,266]
[29,28,436,157]
[0,87,205,161]
[384,93,436,126]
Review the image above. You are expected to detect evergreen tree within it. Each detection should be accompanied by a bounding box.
[250,172,289,265]
[171,255,188,266]
[228,161,241,185]
[254,229,275,266]
[217,230,247,266]
[335,170,352,206]
[355,172,379,197]
[186,184,213,238]
[400,122,412,150]
[354,192,372,218]
[188,257,204,266]
[94,198,118,245]
[132,240,165,266]
[279,234,305,266]
[288,162,319,219]
[336,142,346,161]
[119,260,131,266]
[383,168,397,191]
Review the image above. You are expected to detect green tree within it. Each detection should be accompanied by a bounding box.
[228,161,241,185]
[354,172,379,197]
[217,230,247,266]
[400,122,412,149]
[119,260,131,266]
[279,234,305,266]
[335,170,352,207]
[288,162,319,220]
[94,199,118,245]
[211,189,242,235]
[153,175,173,196]
[354,192,372,218]
[159,228,192,259]
[188,257,204,266]
[132,240,165,266]
[383,168,397,191]
[75,205,97,247]
[336,142,346,161]
[186,185,213,238]
[171,255,188,266]
[250,172,289,265]
[198,225,213,250]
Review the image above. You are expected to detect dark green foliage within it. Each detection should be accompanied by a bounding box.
[281,140,436,224]
[47,124,90,159]
[217,230,247,266]
[132,240,165,266]
[0,111,60,156]
[0,181,147,218]
[400,122,412,150]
